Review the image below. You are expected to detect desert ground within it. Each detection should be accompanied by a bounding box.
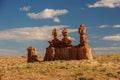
[0,54,120,80]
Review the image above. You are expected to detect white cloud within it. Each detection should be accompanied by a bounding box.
[113,24,120,28]
[68,29,78,33]
[103,34,120,41]
[88,0,120,8]
[0,25,77,42]
[92,46,120,54]
[68,36,76,41]
[58,28,77,40]
[27,8,68,22]
[19,6,31,11]
[53,17,60,22]
[99,25,109,28]
[97,24,120,28]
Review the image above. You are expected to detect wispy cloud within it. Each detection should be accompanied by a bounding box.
[93,47,120,51]
[88,0,120,8]
[99,25,109,28]
[27,8,68,23]
[68,29,78,33]
[19,6,31,11]
[97,24,120,28]
[92,46,120,54]
[53,17,60,23]
[113,24,120,28]
[0,25,77,42]
[103,34,120,41]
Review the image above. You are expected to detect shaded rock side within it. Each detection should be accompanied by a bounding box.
[54,47,71,60]
[69,47,78,60]
[44,47,55,61]
[77,44,93,60]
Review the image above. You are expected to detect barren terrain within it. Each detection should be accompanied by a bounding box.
[0,54,120,80]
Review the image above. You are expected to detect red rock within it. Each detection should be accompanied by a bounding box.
[27,46,39,62]
[54,47,70,60]
[44,24,93,61]
[77,43,93,60]
[70,47,78,60]
[44,47,55,61]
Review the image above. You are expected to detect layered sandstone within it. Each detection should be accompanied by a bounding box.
[44,24,93,61]
[27,46,39,62]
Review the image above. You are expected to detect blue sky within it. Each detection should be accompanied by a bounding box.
[0,0,120,56]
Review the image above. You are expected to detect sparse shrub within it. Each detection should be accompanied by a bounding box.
[92,68,95,71]
[26,65,32,69]
[117,71,120,75]
[78,77,87,80]
[106,73,114,77]
[100,67,106,72]
[107,55,110,57]
[88,78,94,80]
[0,74,3,79]
[76,72,83,76]
[59,66,66,69]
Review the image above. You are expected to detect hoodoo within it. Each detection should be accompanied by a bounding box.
[27,46,40,62]
[44,24,93,61]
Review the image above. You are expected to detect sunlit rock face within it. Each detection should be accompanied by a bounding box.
[61,28,72,47]
[44,24,93,61]
[27,46,39,62]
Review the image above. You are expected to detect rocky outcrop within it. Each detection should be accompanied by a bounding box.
[27,46,39,62]
[77,44,93,60]
[54,47,71,60]
[70,46,78,60]
[44,47,55,61]
[44,45,93,61]
[61,28,72,47]
[44,24,93,61]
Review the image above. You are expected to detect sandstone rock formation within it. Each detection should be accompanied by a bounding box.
[54,47,71,60]
[77,24,93,60]
[44,24,93,61]
[48,28,61,48]
[27,46,39,62]
[78,24,87,46]
[61,28,72,47]
[44,47,55,61]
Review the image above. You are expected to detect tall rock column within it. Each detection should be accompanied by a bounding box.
[44,47,55,61]
[54,28,72,60]
[61,28,72,47]
[78,24,93,60]
[44,28,61,61]
[27,46,39,62]
[48,28,61,48]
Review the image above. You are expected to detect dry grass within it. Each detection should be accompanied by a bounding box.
[0,54,120,80]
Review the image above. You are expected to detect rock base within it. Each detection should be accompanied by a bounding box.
[44,44,93,61]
